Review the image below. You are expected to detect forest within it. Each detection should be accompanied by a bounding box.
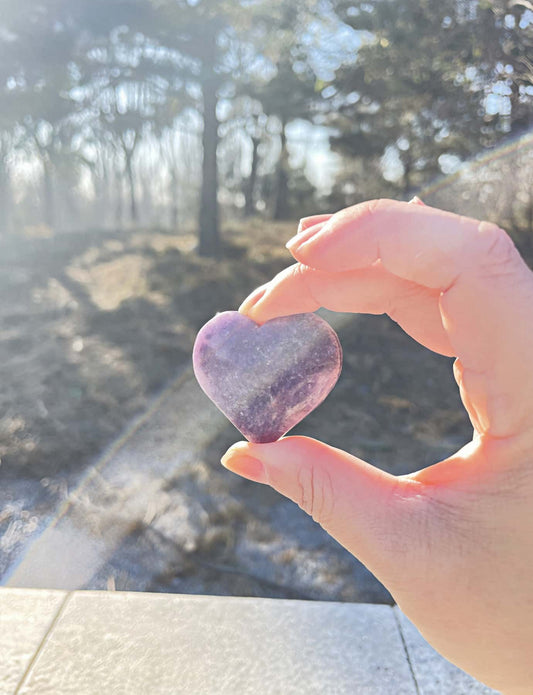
[1,0,532,255]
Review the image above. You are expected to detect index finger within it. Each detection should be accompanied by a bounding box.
[297,213,333,233]
[240,262,455,357]
[257,200,533,439]
[287,199,480,288]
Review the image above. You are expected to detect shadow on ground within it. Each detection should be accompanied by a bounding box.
[0,221,291,576]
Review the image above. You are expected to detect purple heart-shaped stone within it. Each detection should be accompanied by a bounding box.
[192,311,342,443]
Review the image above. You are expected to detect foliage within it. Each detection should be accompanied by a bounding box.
[327,0,533,201]
[0,0,531,246]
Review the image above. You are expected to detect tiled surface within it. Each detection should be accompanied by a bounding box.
[0,588,67,695]
[0,588,499,694]
[16,593,415,695]
[394,608,499,694]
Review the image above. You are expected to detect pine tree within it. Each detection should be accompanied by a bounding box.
[328,0,533,197]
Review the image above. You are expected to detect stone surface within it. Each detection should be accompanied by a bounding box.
[0,588,66,695]
[2,589,499,694]
[394,608,500,694]
[193,311,342,442]
[19,592,415,695]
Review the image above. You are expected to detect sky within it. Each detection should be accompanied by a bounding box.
[286,120,341,194]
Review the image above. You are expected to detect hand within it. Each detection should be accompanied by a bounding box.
[221,199,533,694]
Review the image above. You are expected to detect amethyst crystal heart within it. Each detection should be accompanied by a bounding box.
[192,311,342,443]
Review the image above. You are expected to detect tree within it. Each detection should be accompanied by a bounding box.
[0,0,334,245]
[0,0,156,229]
[149,0,247,256]
[244,127,261,217]
[241,1,325,219]
[477,0,533,134]
[0,0,86,230]
[328,0,533,196]
[151,0,324,250]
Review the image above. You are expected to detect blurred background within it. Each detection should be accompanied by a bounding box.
[1,0,532,602]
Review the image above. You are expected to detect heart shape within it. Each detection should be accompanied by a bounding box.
[192,311,342,443]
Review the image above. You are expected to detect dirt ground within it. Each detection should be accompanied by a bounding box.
[0,220,293,480]
[84,309,471,604]
[0,220,292,570]
[0,218,473,599]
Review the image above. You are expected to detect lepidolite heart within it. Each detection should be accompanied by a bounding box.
[192,311,342,443]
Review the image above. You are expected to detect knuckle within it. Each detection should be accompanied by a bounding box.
[385,281,426,321]
[476,221,520,278]
[294,262,321,307]
[360,198,386,223]
[296,464,335,527]
[340,198,382,228]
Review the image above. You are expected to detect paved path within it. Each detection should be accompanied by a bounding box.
[4,311,354,591]
[4,366,227,589]
[1,588,497,694]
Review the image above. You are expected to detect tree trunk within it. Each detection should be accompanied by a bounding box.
[401,150,413,198]
[527,190,533,237]
[115,168,123,228]
[273,122,289,220]
[244,136,260,217]
[170,168,179,230]
[99,159,110,229]
[140,173,153,226]
[0,167,11,235]
[42,158,55,230]
[198,55,220,257]
[61,177,79,230]
[125,155,137,223]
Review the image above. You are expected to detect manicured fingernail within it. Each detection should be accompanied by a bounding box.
[298,214,334,234]
[221,454,267,483]
[409,196,425,206]
[239,285,268,314]
[286,221,324,252]
[297,216,321,233]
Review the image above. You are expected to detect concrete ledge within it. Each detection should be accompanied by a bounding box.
[0,588,497,694]
[0,589,67,695]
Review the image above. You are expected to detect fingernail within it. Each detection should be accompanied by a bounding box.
[297,216,320,234]
[286,221,325,252]
[285,236,301,252]
[409,196,425,206]
[239,285,268,314]
[221,454,267,483]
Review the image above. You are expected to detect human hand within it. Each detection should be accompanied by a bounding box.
[221,199,533,694]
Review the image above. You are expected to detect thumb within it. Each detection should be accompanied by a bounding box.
[221,435,413,587]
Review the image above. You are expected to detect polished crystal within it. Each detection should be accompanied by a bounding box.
[192,311,342,443]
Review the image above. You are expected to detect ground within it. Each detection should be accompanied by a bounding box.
[0,219,473,600]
